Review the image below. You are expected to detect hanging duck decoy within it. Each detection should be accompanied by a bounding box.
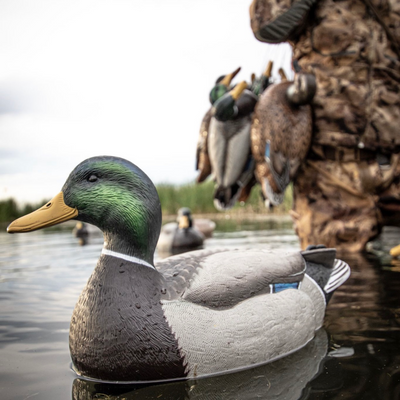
[196,63,274,208]
[209,66,242,105]
[250,60,273,97]
[7,156,350,382]
[208,81,259,210]
[157,207,205,256]
[251,70,316,206]
[196,67,242,184]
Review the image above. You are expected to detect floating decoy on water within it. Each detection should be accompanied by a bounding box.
[73,221,89,245]
[73,329,330,399]
[7,156,350,382]
[157,207,205,256]
[251,71,316,206]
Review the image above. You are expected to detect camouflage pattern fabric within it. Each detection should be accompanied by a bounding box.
[250,0,400,251]
[293,156,399,252]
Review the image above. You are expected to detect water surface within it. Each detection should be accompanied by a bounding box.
[0,221,399,399]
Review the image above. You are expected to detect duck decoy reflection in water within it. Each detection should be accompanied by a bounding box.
[251,71,316,206]
[72,329,340,399]
[7,156,350,382]
[157,207,205,256]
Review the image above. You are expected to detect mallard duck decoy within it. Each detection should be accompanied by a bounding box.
[7,156,350,382]
[208,81,258,210]
[73,328,330,399]
[251,72,316,205]
[196,67,242,184]
[72,221,89,245]
[209,66,241,105]
[157,207,205,255]
[250,60,273,97]
[197,63,274,208]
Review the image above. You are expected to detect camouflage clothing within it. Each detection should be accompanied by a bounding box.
[250,0,400,251]
[293,156,399,252]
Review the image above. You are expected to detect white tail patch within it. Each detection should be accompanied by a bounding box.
[324,259,351,293]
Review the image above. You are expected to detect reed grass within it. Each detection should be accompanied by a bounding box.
[157,180,293,217]
[0,181,293,225]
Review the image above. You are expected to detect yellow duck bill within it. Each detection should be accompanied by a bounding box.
[7,192,78,233]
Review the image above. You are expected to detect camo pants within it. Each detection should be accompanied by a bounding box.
[292,155,400,252]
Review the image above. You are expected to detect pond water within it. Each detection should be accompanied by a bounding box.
[0,219,400,400]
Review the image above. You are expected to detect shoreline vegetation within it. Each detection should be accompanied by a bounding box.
[0,180,293,228]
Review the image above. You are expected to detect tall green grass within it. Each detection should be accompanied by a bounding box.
[0,181,293,225]
[157,180,293,216]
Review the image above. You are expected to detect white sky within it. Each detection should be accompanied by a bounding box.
[0,0,292,204]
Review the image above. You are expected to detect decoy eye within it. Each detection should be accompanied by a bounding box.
[88,174,98,183]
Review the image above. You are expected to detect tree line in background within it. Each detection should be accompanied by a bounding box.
[0,181,293,225]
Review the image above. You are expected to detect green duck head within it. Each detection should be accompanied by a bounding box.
[7,156,162,264]
[250,60,273,97]
[209,66,241,105]
[212,80,248,122]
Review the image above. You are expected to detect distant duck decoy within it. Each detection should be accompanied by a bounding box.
[251,72,316,206]
[157,207,205,256]
[7,156,350,382]
[73,221,89,245]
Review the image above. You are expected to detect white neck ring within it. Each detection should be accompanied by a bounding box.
[101,248,155,270]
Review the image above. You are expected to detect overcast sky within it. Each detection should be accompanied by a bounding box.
[0,0,292,204]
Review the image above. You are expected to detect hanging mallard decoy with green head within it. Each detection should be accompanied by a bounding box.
[209,66,241,105]
[7,156,350,382]
[250,60,273,97]
[196,67,242,184]
[208,80,259,210]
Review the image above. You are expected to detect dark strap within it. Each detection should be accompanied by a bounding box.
[257,0,318,43]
